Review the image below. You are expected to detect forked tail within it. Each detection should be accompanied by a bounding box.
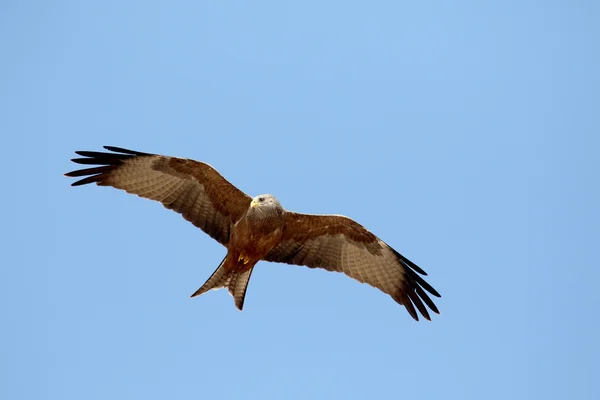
[190,256,255,311]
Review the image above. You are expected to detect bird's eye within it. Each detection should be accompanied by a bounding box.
[259,197,265,202]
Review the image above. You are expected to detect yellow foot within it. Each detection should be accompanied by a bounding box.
[238,254,250,265]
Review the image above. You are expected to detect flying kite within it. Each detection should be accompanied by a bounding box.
[65,146,441,320]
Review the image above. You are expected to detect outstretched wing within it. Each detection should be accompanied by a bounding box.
[65,146,252,246]
[264,212,440,321]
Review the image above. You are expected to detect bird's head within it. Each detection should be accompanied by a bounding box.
[250,194,281,209]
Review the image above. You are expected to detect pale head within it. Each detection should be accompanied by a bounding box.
[250,194,282,210]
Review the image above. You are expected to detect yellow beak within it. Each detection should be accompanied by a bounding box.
[250,199,259,208]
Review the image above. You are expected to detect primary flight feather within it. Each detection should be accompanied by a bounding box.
[65,146,441,320]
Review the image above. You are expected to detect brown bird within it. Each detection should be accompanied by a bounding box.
[65,146,441,320]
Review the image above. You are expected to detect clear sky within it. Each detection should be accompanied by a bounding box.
[1,1,598,399]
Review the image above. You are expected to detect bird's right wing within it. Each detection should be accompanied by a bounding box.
[65,146,252,246]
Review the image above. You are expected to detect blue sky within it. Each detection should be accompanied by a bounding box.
[1,1,599,399]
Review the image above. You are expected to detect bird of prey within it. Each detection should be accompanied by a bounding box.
[65,146,441,320]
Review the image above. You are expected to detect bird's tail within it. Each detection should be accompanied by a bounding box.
[190,256,255,311]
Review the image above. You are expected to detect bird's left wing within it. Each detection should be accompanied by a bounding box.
[263,212,440,320]
[65,146,252,246]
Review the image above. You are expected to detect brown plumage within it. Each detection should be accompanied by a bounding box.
[65,146,441,320]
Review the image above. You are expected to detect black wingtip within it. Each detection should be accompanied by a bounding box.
[66,146,153,187]
[406,269,441,298]
[397,293,419,321]
[103,146,152,156]
[396,251,428,276]
[407,289,431,321]
[408,307,419,321]
[415,286,440,314]
[69,174,104,186]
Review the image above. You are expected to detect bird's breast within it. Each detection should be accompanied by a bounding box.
[229,218,283,263]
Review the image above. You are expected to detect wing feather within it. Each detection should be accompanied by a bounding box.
[65,146,251,245]
[264,212,440,321]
